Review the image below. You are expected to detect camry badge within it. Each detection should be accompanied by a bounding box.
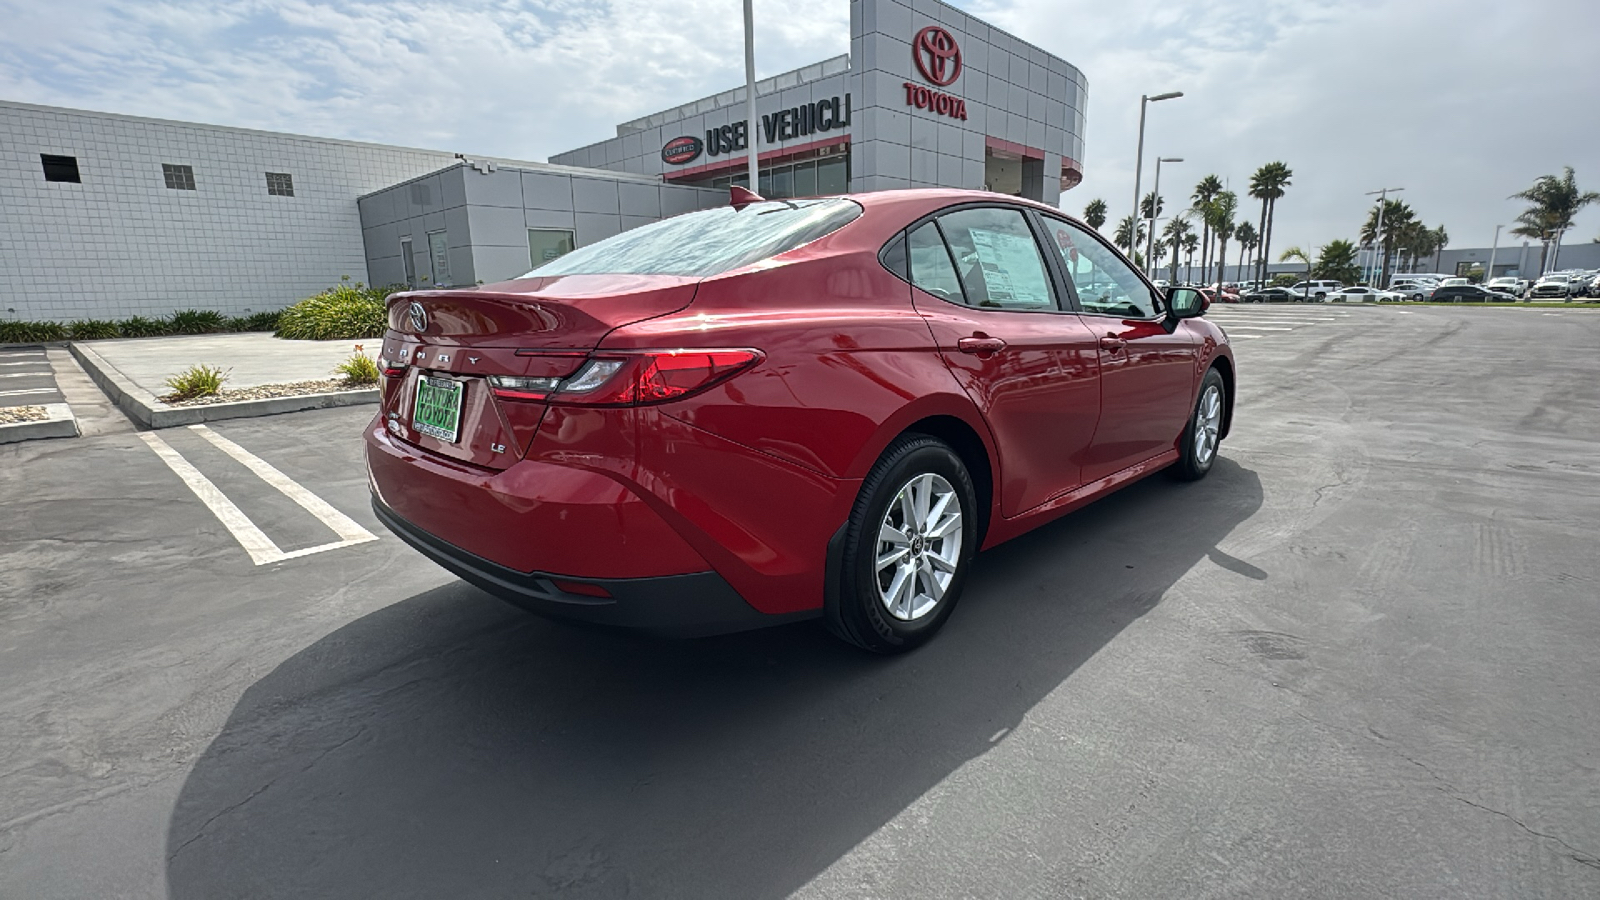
[408,301,428,332]
[438,354,450,364]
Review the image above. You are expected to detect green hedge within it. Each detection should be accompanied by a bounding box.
[273,282,404,341]
[0,308,283,345]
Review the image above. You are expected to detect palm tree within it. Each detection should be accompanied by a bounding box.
[1113,215,1145,254]
[1360,199,1417,287]
[1182,232,1199,283]
[1163,216,1194,285]
[1191,175,1224,279]
[1083,198,1108,232]
[1280,246,1312,299]
[1140,192,1164,221]
[1248,162,1293,284]
[1234,222,1258,282]
[1313,240,1361,284]
[1206,191,1238,288]
[1510,167,1599,273]
[1429,225,1448,272]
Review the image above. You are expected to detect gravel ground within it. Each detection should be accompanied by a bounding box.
[0,405,48,424]
[162,379,370,407]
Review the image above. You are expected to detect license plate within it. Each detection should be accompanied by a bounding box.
[413,376,464,443]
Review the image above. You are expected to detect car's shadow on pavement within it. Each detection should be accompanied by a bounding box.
[166,459,1262,899]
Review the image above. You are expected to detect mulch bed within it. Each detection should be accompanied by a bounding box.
[161,379,373,407]
[0,406,49,424]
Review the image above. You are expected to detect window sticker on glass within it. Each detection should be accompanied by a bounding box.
[967,229,1053,308]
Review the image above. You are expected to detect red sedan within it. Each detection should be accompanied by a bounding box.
[366,189,1235,653]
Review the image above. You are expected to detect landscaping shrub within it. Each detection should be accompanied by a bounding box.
[336,345,381,386]
[168,309,228,335]
[274,282,402,341]
[0,320,68,343]
[162,364,229,401]
[117,316,168,338]
[231,310,281,332]
[68,319,122,340]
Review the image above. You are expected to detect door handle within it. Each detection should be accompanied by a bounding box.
[957,336,1007,355]
[1098,336,1127,351]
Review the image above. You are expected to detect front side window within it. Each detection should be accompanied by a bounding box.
[1043,217,1159,318]
[524,198,861,278]
[934,207,1056,311]
[163,164,196,191]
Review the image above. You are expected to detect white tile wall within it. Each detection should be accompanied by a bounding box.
[0,101,460,321]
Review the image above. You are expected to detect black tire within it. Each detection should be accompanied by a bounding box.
[1171,368,1228,482]
[827,434,979,654]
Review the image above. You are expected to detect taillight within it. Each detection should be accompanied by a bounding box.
[378,357,408,378]
[553,350,762,406]
[488,375,563,401]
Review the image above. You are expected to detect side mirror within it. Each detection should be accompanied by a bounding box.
[1167,287,1206,319]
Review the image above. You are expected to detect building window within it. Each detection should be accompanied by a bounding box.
[528,229,575,269]
[265,172,294,196]
[163,164,197,191]
[41,154,81,183]
[427,231,452,286]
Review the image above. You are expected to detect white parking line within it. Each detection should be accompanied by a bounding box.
[0,361,50,367]
[0,372,51,378]
[140,432,282,566]
[0,388,57,397]
[190,425,376,546]
[139,427,377,566]
[1220,325,1294,331]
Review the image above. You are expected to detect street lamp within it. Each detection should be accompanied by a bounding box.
[1365,186,1403,286]
[742,0,759,190]
[1130,91,1183,269]
[1145,156,1182,279]
[1485,224,1502,285]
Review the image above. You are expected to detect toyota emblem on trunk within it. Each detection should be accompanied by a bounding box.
[408,301,428,332]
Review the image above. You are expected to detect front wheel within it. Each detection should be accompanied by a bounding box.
[1171,368,1227,481]
[828,435,979,654]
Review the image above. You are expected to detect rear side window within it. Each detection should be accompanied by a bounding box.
[907,222,965,304]
[935,208,1056,310]
[523,198,862,278]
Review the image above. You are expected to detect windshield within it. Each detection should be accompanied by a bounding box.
[521,198,863,278]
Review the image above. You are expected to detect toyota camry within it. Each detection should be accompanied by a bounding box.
[365,188,1235,653]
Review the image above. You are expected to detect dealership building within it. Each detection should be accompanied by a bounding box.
[1,0,1088,322]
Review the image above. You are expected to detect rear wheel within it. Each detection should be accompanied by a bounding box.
[828,435,978,654]
[1171,368,1227,481]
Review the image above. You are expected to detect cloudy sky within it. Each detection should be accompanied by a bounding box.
[3,0,1597,254]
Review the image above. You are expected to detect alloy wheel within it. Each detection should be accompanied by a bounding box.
[875,473,964,621]
[1195,384,1223,466]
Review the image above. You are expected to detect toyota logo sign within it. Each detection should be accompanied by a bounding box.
[407,300,428,332]
[913,26,962,87]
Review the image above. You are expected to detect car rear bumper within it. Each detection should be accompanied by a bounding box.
[373,497,815,637]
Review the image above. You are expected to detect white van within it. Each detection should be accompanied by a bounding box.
[1288,280,1343,301]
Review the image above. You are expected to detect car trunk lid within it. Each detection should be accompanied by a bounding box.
[377,275,699,469]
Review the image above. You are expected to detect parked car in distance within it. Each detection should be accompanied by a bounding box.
[1288,280,1343,301]
[1432,284,1517,302]
[1485,277,1527,298]
[1197,286,1239,304]
[1327,285,1403,303]
[364,188,1237,653]
[1390,279,1437,301]
[1243,286,1303,303]
[1438,277,1469,287]
[1530,275,1577,299]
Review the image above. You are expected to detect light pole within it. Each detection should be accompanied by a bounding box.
[1485,224,1502,286]
[1145,157,1182,279]
[1365,186,1404,286]
[1130,91,1183,266]
[742,0,759,191]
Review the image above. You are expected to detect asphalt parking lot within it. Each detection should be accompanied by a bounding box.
[2,305,1598,898]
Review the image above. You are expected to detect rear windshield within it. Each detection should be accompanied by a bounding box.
[522,198,862,279]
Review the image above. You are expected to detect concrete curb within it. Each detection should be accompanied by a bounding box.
[0,403,79,444]
[69,342,376,429]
